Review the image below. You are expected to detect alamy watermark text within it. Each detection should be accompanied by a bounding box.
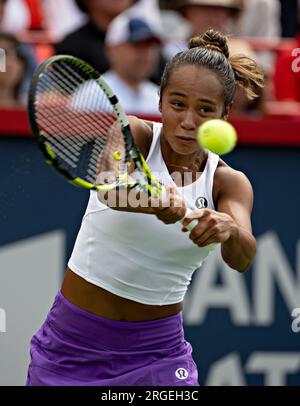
[0,308,6,333]
[0,48,6,72]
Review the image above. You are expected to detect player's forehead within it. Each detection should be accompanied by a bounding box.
[164,64,224,104]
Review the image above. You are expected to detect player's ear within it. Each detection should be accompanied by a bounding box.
[223,102,233,120]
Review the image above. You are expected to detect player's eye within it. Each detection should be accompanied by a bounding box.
[199,107,213,113]
[171,101,185,108]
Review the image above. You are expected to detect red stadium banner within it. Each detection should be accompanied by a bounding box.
[1,108,300,147]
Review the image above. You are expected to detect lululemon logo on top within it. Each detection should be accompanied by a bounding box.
[195,196,208,209]
[175,368,189,380]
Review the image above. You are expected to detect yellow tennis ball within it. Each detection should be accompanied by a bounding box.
[197,119,237,155]
[113,151,122,161]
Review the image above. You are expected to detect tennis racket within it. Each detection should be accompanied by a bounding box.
[28,55,207,234]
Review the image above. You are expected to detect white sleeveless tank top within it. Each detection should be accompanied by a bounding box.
[68,122,219,305]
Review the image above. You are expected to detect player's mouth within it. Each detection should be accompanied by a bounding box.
[175,136,197,144]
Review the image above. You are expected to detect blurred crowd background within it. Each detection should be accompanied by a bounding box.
[0,0,300,118]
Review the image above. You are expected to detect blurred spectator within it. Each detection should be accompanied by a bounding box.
[42,0,86,41]
[55,0,136,74]
[233,0,280,39]
[1,0,85,39]
[1,0,45,32]
[158,0,243,61]
[1,0,31,33]
[159,9,192,60]
[279,0,298,37]
[178,0,241,34]
[0,32,29,106]
[159,0,241,34]
[121,0,167,86]
[103,13,161,114]
[129,0,162,33]
[72,14,161,115]
[231,0,281,73]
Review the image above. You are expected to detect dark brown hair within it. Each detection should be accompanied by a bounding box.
[160,29,264,112]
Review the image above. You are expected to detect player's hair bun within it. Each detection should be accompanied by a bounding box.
[189,29,230,59]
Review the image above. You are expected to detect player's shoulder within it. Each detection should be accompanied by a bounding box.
[128,116,153,158]
[127,116,154,135]
[215,159,248,180]
[213,160,253,200]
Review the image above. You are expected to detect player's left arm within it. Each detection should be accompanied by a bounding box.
[215,168,256,272]
[183,167,256,273]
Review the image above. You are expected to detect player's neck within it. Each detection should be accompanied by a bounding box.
[160,136,207,185]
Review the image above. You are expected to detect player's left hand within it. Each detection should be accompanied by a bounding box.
[181,208,237,247]
[153,184,188,225]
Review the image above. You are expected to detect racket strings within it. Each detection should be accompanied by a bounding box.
[38,65,112,142]
[36,72,101,149]
[36,62,114,146]
[56,61,117,133]
[34,60,127,184]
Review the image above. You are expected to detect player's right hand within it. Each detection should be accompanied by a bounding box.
[151,184,187,225]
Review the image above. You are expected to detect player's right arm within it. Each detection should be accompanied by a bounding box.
[97,116,187,224]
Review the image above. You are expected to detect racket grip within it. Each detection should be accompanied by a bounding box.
[181,208,217,252]
[180,208,197,231]
[159,188,197,230]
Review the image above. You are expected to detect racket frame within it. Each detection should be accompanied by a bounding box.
[28,55,162,197]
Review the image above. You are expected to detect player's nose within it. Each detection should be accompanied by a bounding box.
[180,111,198,130]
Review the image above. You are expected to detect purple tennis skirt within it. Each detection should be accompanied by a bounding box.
[26,290,199,386]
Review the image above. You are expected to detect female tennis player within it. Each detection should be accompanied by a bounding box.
[26,29,264,386]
